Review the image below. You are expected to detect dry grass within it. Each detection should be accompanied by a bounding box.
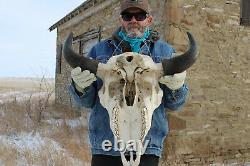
[0,77,91,166]
[1,77,250,166]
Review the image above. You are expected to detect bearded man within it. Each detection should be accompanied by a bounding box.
[69,0,188,165]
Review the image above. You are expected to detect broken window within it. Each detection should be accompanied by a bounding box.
[240,0,250,26]
[74,27,101,57]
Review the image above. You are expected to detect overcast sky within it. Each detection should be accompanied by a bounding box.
[0,0,84,78]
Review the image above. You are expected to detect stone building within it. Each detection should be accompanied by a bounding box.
[49,0,250,165]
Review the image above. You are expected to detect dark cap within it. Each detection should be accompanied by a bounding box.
[120,0,149,14]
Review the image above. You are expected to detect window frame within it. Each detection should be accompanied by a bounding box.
[240,0,250,26]
[73,27,102,56]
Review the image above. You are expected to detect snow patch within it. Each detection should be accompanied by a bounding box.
[45,119,64,127]
[45,117,87,128]
[0,91,50,103]
[0,132,62,153]
[66,118,85,128]
[0,132,87,166]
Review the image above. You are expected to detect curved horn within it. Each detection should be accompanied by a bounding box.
[162,32,198,75]
[63,32,99,74]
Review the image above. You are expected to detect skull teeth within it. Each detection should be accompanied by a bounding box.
[111,107,148,142]
[112,107,120,139]
[140,107,147,141]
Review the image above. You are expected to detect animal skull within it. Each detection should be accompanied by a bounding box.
[63,32,197,166]
[97,53,163,165]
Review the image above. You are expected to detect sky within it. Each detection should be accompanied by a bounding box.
[0,0,85,78]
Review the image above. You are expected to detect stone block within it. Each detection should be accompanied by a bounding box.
[168,114,187,131]
[166,0,184,24]
[167,25,188,52]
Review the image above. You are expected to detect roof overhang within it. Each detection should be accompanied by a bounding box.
[49,0,102,31]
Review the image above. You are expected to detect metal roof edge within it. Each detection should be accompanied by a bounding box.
[49,0,105,32]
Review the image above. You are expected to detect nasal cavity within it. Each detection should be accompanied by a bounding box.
[126,56,133,62]
[125,81,136,106]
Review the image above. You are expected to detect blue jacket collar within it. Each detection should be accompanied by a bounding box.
[108,27,160,56]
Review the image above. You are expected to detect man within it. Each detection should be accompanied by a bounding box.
[69,0,188,165]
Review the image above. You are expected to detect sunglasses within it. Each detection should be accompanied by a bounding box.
[121,12,148,21]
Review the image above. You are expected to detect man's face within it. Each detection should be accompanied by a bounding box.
[120,8,153,38]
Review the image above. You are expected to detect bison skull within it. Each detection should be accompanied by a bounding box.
[97,53,163,165]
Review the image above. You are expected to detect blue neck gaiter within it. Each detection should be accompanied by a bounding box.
[118,28,151,53]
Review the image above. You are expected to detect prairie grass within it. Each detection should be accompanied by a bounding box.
[0,77,91,166]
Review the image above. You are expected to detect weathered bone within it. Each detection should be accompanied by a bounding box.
[97,53,163,166]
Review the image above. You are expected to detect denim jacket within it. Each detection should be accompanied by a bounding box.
[69,28,188,157]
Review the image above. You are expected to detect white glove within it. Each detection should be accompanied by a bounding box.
[159,71,186,90]
[71,67,97,93]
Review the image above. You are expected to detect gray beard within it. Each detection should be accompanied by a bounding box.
[123,25,147,38]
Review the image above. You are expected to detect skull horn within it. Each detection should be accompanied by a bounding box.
[162,32,198,75]
[63,32,99,74]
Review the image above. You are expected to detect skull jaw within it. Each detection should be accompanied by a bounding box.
[98,89,163,141]
[98,91,163,166]
[109,105,146,166]
[121,150,142,166]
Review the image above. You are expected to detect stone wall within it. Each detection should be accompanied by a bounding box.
[162,0,250,165]
[54,0,250,165]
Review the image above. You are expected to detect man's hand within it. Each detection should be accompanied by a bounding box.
[71,67,97,93]
[159,71,186,90]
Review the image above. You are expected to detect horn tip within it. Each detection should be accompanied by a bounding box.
[66,32,74,41]
[186,31,193,40]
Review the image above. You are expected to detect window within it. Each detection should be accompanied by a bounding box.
[56,44,62,74]
[240,0,250,26]
[80,37,99,56]
[74,27,101,57]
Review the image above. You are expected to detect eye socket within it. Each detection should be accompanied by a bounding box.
[135,67,144,74]
[120,79,125,84]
